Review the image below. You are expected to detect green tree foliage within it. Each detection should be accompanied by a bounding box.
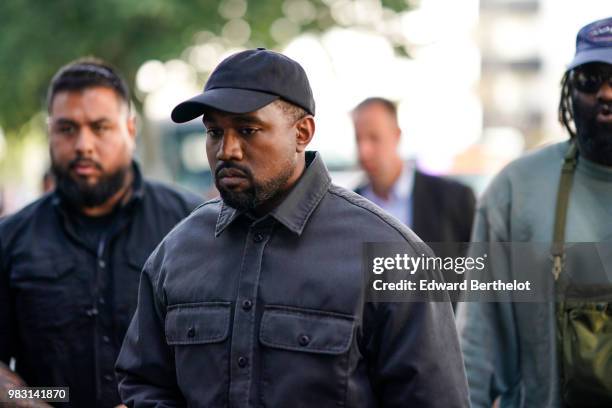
[0,0,409,135]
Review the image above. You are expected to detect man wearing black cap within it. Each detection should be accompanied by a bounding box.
[457,17,612,407]
[116,48,469,407]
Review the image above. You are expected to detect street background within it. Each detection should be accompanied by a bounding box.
[0,0,609,214]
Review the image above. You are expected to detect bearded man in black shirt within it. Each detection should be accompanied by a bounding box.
[0,58,202,407]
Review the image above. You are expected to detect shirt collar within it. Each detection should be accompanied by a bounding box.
[393,160,415,200]
[362,160,415,202]
[215,151,331,236]
[215,203,240,236]
[130,161,145,202]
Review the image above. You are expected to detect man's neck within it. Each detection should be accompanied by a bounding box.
[80,168,134,217]
[575,131,612,167]
[371,158,403,200]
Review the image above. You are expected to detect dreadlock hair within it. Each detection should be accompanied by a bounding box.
[558,70,577,139]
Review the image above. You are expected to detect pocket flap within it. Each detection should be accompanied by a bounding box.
[165,302,231,345]
[11,257,75,282]
[260,306,355,355]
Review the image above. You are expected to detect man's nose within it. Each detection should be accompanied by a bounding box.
[357,140,373,161]
[597,78,612,102]
[217,131,243,161]
[74,126,96,155]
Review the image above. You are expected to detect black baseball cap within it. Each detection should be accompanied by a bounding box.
[568,16,612,70]
[171,48,315,123]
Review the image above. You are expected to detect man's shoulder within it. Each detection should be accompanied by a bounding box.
[478,140,566,216]
[415,170,474,197]
[141,197,222,274]
[326,184,422,243]
[503,140,566,176]
[486,141,565,193]
[0,193,55,254]
[0,194,54,233]
[142,179,203,214]
[157,197,222,239]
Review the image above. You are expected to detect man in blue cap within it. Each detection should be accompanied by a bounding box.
[116,48,469,407]
[457,17,612,407]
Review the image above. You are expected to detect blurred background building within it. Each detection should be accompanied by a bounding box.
[0,0,610,215]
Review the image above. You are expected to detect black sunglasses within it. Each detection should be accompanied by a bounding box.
[571,64,612,94]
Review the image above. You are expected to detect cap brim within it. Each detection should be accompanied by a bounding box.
[171,88,279,123]
[567,48,612,70]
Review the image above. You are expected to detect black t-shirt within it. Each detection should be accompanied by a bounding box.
[74,210,117,251]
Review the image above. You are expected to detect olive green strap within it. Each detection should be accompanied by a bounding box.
[552,142,578,403]
[551,142,578,281]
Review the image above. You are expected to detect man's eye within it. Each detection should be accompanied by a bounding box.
[239,128,259,136]
[57,125,76,135]
[92,124,110,134]
[206,128,223,138]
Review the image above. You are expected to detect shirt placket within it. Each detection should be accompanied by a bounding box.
[228,220,274,407]
[95,231,121,405]
[61,207,129,406]
[88,225,120,405]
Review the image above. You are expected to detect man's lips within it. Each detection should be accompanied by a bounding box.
[217,168,248,178]
[71,161,100,176]
[596,105,612,124]
[216,167,249,188]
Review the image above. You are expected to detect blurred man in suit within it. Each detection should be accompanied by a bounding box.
[352,97,475,246]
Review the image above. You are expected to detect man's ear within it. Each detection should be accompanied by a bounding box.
[394,125,401,143]
[295,116,315,153]
[127,114,137,142]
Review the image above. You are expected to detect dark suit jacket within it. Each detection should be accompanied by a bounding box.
[356,169,476,305]
[356,170,476,244]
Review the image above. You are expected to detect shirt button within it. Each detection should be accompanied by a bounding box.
[98,259,106,268]
[242,299,253,311]
[237,356,248,368]
[253,232,264,243]
[298,334,311,347]
[187,327,196,338]
[98,297,105,305]
[102,336,110,344]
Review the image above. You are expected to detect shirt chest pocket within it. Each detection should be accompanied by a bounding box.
[165,301,231,345]
[165,301,232,406]
[11,257,78,329]
[259,306,355,407]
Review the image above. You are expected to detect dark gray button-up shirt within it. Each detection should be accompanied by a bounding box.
[116,151,469,407]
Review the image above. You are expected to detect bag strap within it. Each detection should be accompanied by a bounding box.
[551,141,578,281]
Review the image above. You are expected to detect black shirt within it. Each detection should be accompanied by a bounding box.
[116,152,469,407]
[74,209,116,251]
[0,162,202,407]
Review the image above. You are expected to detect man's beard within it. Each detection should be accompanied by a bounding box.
[573,96,612,166]
[52,158,130,208]
[215,161,295,212]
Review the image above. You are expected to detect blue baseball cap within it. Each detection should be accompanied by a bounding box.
[568,17,612,70]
